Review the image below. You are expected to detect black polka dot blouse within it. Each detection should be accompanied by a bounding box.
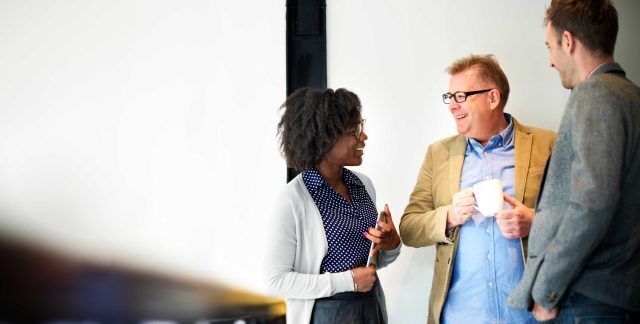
[302,168,378,274]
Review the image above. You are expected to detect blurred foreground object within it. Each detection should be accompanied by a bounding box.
[0,236,285,323]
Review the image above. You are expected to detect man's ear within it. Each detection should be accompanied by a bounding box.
[562,30,575,54]
[489,89,501,110]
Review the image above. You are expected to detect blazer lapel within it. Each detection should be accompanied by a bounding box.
[449,136,467,196]
[514,119,532,202]
[512,119,535,262]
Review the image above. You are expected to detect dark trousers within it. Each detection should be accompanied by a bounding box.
[538,292,639,324]
[310,283,384,324]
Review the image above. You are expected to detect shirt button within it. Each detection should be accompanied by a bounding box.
[487,254,491,260]
[488,282,494,288]
[486,227,490,233]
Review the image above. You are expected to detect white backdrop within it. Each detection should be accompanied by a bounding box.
[0,1,638,323]
[327,1,639,323]
[0,0,285,290]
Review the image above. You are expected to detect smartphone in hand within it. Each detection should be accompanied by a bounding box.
[366,211,386,267]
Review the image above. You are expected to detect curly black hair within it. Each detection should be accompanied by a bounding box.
[277,87,362,171]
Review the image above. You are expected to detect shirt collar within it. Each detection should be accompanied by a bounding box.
[342,168,364,188]
[590,62,625,78]
[466,113,514,153]
[302,168,364,194]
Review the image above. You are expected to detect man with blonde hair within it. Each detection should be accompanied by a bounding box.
[400,54,556,323]
[508,0,640,321]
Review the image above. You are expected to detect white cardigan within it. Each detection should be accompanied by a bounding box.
[264,170,401,324]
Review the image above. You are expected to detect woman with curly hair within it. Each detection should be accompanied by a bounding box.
[265,87,401,324]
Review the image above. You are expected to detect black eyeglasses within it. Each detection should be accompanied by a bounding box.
[349,119,366,140]
[442,89,492,104]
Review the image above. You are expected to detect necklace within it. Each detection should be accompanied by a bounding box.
[585,62,610,80]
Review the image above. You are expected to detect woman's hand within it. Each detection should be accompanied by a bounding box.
[364,204,401,256]
[351,265,377,292]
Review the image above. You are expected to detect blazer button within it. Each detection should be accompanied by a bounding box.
[547,292,558,303]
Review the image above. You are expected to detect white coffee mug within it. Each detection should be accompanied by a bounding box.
[472,178,504,216]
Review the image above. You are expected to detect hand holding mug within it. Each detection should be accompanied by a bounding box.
[495,194,534,239]
[447,188,475,229]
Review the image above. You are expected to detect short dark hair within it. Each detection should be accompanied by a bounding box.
[545,0,618,57]
[446,54,510,109]
[277,87,362,171]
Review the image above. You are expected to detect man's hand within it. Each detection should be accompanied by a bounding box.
[447,188,475,229]
[532,303,558,321]
[495,194,533,239]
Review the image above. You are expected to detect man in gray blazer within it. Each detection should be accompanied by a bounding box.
[508,0,640,322]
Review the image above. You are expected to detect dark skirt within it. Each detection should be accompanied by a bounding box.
[310,283,385,324]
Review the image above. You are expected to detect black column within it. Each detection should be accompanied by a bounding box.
[285,0,327,182]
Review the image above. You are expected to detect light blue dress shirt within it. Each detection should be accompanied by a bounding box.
[442,114,535,324]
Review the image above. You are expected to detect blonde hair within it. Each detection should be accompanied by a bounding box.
[446,54,510,109]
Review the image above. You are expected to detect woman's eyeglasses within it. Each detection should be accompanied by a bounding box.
[349,119,366,140]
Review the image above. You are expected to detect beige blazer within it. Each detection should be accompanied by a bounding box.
[399,118,556,324]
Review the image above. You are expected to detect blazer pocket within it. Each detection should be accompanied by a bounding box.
[524,168,545,204]
[528,165,546,175]
[526,167,544,187]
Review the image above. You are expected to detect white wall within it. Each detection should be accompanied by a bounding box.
[327,1,640,323]
[0,0,285,290]
[0,1,638,322]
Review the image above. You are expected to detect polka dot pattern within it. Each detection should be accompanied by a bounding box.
[302,168,377,274]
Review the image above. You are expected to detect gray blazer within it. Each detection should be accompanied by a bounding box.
[508,63,640,312]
